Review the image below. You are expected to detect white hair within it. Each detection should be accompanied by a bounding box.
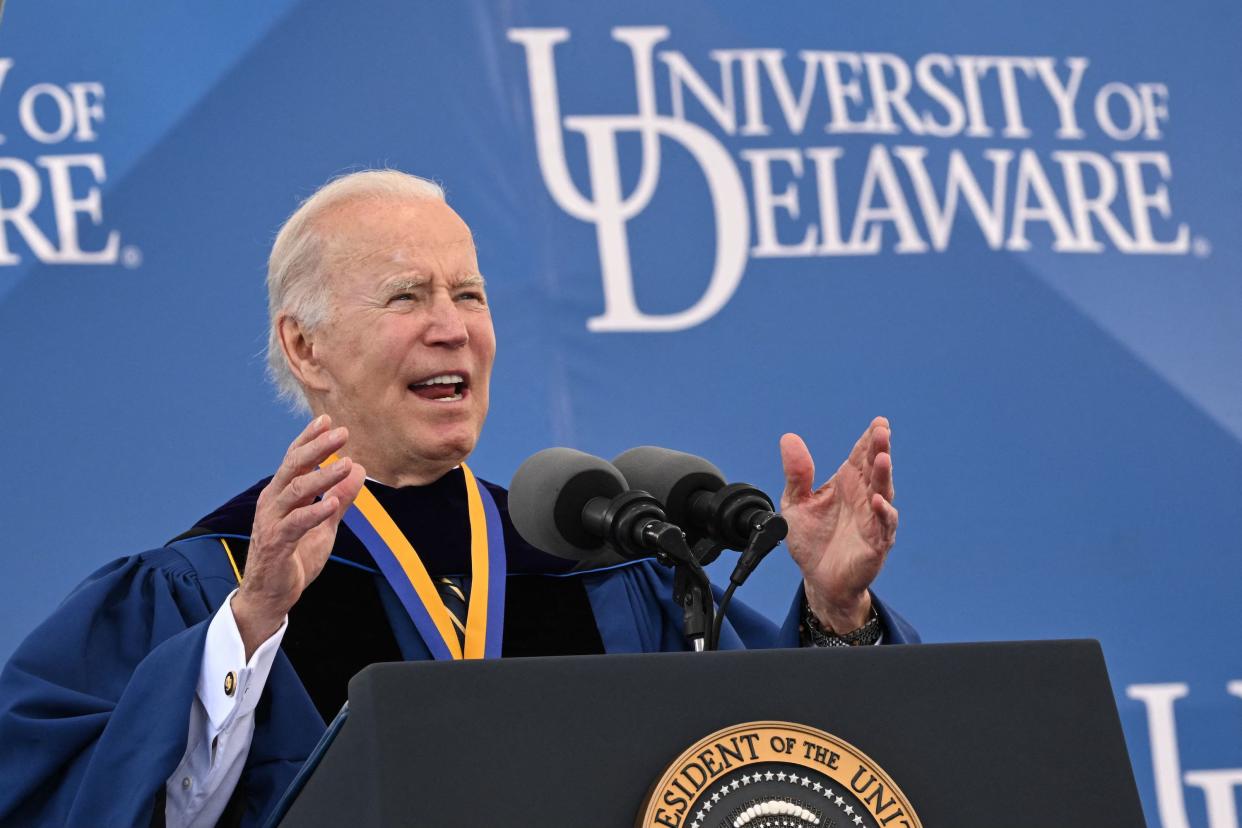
[265,169,446,413]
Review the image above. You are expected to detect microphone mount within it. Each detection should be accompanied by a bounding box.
[581,489,715,651]
[688,482,780,552]
[683,481,788,586]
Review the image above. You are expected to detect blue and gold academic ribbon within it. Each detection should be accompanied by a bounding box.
[323,456,506,661]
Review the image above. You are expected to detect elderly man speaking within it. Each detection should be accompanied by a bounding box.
[0,170,917,827]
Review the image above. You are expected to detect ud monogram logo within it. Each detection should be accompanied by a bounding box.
[639,721,921,828]
[509,27,750,334]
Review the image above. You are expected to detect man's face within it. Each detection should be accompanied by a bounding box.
[305,197,496,485]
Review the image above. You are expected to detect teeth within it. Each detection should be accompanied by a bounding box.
[412,373,464,387]
[433,392,464,403]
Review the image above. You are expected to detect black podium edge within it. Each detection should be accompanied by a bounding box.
[261,702,351,828]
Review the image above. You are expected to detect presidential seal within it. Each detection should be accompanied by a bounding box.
[639,722,921,828]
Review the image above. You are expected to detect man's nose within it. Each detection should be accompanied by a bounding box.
[423,292,469,347]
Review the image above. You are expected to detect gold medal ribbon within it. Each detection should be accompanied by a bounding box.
[324,454,504,660]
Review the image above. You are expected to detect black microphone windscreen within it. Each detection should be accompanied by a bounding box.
[611,446,726,530]
[509,447,628,561]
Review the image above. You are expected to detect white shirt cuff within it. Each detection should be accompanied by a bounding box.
[197,589,287,737]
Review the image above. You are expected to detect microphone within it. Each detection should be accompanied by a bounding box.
[509,447,716,650]
[612,446,789,650]
[611,446,788,582]
[508,447,691,565]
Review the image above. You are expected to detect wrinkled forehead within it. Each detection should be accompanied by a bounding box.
[318,197,479,281]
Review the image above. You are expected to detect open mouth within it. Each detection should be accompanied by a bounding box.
[408,373,468,403]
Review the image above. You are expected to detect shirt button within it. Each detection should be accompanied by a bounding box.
[181,777,192,790]
[224,671,236,696]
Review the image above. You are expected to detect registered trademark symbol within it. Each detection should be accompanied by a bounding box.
[121,245,142,269]
[1191,236,1211,258]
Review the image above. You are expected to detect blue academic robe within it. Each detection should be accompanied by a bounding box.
[0,478,918,828]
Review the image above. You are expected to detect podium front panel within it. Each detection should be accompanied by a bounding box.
[280,640,1143,827]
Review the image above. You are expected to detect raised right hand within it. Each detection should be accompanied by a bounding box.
[231,415,366,658]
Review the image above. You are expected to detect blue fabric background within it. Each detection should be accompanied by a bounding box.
[1,3,1238,825]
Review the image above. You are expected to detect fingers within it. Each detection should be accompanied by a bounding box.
[843,417,891,495]
[780,433,815,506]
[845,424,875,485]
[285,426,349,480]
[280,494,343,538]
[867,418,891,467]
[270,417,349,491]
[325,461,368,520]
[273,456,355,514]
[270,461,365,544]
[871,450,895,503]
[871,492,899,541]
[287,415,333,464]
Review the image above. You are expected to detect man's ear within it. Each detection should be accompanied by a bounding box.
[278,314,331,393]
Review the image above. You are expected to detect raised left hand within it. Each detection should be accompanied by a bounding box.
[779,417,898,633]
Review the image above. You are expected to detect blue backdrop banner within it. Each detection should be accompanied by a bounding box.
[1,3,1239,826]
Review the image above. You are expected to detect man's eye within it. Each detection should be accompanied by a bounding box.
[390,293,414,303]
[457,291,486,303]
